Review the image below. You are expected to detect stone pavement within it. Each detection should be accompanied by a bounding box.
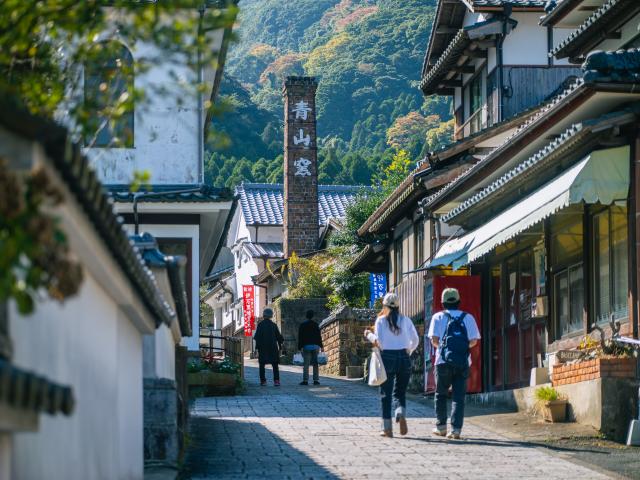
[181,359,616,480]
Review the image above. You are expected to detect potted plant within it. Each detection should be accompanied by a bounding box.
[187,357,242,396]
[535,386,568,422]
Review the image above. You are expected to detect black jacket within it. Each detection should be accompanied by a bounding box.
[298,320,323,350]
[254,319,284,364]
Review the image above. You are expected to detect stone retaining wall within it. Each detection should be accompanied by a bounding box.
[271,298,330,362]
[319,307,376,376]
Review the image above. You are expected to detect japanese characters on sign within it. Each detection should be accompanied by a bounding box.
[369,273,387,308]
[242,285,255,337]
[290,98,314,176]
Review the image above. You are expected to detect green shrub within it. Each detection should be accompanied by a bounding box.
[535,386,559,402]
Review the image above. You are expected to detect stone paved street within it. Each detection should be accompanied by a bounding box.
[181,360,614,479]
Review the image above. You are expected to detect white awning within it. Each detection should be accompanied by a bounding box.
[429,146,630,270]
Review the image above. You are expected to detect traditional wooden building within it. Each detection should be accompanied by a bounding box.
[353,0,640,401]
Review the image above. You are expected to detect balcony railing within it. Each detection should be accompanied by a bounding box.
[454,106,487,140]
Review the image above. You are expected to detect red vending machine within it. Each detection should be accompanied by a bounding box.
[424,275,482,394]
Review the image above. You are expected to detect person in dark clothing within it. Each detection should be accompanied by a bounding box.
[253,307,284,386]
[297,309,324,386]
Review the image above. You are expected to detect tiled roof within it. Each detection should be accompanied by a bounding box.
[551,0,637,60]
[0,99,176,328]
[0,358,74,417]
[424,77,586,209]
[243,242,284,259]
[109,184,234,203]
[472,0,547,7]
[236,183,364,226]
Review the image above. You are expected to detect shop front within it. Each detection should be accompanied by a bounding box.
[428,145,632,392]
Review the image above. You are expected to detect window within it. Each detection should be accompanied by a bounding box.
[551,208,585,336]
[468,72,483,134]
[394,236,404,286]
[84,42,134,147]
[414,222,424,269]
[592,205,629,323]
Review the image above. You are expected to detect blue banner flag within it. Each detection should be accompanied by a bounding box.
[369,273,387,308]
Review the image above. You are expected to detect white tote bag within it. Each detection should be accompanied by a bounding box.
[293,352,304,365]
[368,348,387,386]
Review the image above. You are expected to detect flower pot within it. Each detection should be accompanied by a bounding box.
[188,371,236,396]
[543,399,567,423]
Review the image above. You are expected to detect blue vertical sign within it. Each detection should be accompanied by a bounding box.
[369,273,387,308]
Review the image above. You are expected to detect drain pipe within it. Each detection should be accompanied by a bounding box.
[497,5,513,123]
[197,5,205,183]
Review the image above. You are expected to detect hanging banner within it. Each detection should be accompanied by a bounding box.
[242,285,255,337]
[369,273,387,308]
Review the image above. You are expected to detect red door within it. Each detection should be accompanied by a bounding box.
[426,275,482,393]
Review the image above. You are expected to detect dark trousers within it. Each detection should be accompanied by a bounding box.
[302,349,319,382]
[380,350,411,420]
[435,363,468,431]
[259,362,280,382]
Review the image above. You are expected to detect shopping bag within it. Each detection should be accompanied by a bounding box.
[317,352,328,365]
[368,347,387,386]
[293,352,304,366]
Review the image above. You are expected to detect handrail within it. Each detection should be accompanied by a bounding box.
[454,106,486,138]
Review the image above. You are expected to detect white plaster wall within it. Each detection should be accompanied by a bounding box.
[250,225,284,243]
[463,11,485,28]
[504,13,550,65]
[154,324,176,380]
[117,309,144,480]
[552,27,578,66]
[85,41,201,185]
[10,272,143,480]
[126,224,201,351]
[593,12,640,53]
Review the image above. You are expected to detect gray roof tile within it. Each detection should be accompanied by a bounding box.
[244,242,284,259]
[236,183,363,226]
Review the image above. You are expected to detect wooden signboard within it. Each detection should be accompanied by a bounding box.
[555,350,585,363]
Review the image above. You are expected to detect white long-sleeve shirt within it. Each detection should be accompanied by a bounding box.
[366,314,419,354]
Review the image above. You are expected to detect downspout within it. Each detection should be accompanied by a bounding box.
[497,5,513,123]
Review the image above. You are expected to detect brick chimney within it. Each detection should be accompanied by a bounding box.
[283,76,319,258]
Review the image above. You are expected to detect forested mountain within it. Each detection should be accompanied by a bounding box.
[206,0,452,189]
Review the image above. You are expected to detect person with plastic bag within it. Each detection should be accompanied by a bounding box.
[297,309,324,386]
[364,293,419,438]
[254,307,284,386]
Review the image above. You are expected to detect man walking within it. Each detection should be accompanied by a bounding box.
[428,288,480,439]
[253,307,284,386]
[297,309,323,386]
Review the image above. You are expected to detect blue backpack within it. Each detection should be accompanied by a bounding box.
[440,312,469,368]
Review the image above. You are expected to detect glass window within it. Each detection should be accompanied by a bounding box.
[469,73,483,134]
[551,211,583,266]
[84,42,134,148]
[593,205,628,323]
[555,263,584,336]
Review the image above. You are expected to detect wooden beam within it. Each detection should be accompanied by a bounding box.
[442,79,463,87]
[472,39,497,49]
[577,5,598,11]
[604,31,622,40]
[463,49,487,59]
[436,26,459,34]
[434,88,455,96]
[452,66,475,74]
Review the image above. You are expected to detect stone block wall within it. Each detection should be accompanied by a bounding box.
[271,298,330,361]
[144,378,178,464]
[319,307,376,376]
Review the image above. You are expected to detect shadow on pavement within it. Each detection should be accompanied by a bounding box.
[180,417,339,480]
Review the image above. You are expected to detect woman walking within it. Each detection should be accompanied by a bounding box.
[364,293,419,437]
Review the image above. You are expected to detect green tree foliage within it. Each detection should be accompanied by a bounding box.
[204,0,454,191]
[1,0,237,145]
